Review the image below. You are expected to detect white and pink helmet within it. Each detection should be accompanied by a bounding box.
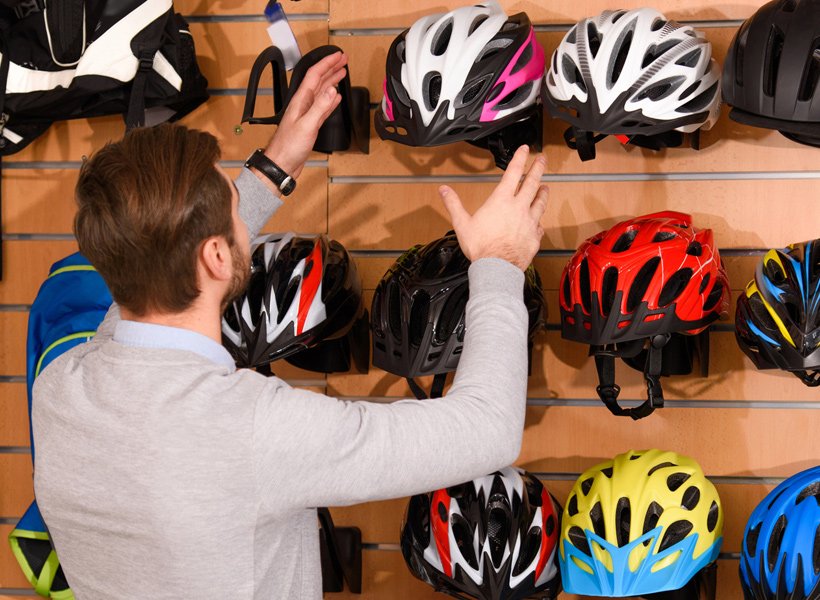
[375,1,545,168]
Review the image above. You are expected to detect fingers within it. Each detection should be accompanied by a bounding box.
[528,184,549,222]
[298,52,347,92]
[439,185,470,231]
[495,145,530,197]
[516,154,546,201]
[302,85,343,131]
[287,52,348,115]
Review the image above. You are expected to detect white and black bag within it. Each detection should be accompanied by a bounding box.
[0,0,209,156]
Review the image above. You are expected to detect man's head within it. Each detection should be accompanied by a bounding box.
[75,123,249,316]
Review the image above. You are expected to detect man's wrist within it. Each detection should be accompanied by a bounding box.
[245,149,296,196]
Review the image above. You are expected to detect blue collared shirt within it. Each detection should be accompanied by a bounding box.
[113,319,236,373]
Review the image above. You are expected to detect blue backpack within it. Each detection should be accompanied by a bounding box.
[8,252,112,599]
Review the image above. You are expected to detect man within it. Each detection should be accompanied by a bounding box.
[32,52,549,598]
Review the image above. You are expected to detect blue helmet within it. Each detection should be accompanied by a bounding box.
[740,466,820,600]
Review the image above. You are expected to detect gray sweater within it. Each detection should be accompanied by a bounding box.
[32,170,529,599]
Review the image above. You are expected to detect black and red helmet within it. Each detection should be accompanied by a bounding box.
[401,467,562,600]
[221,233,368,372]
[559,212,730,418]
[371,232,546,397]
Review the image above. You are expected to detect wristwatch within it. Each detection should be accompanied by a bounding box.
[244,148,296,196]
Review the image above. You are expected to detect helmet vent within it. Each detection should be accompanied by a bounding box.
[436,286,468,344]
[735,20,751,87]
[390,76,411,107]
[277,276,301,324]
[423,72,443,111]
[642,501,664,544]
[409,290,430,348]
[581,477,594,496]
[457,77,489,107]
[785,301,800,323]
[601,267,619,316]
[641,40,680,69]
[636,79,681,102]
[651,18,667,32]
[566,25,578,44]
[513,526,542,576]
[648,461,677,476]
[567,494,579,516]
[699,272,711,294]
[764,258,787,284]
[627,256,661,312]
[612,229,638,252]
[546,514,556,537]
[388,281,403,341]
[396,39,406,63]
[768,515,787,571]
[652,231,677,242]
[568,525,591,555]
[609,27,634,88]
[437,500,448,523]
[611,10,626,23]
[495,81,537,111]
[763,25,785,98]
[796,482,820,506]
[703,279,725,312]
[745,522,761,556]
[562,273,572,307]
[680,82,719,113]
[590,501,606,539]
[659,520,693,551]
[799,44,820,103]
[687,241,703,256]
[431,19,453,56]
[562,55,587,93]
[511,39,534,75]
[679,80,700,101]
[779,0,798,11]
[587,22,603,59]
[476,38,513,64]
[676,48,703,69]
[707,500,720,532]
[681,486,701,510]
[451,513,479,570]
[487,499,512,566]
[813,524,820,574]
[616,497,631,547]
[580,258,593,313]
[659,268,693,307]
[601,466,614,478]
[667,472,691,491]
[468,14,489,36]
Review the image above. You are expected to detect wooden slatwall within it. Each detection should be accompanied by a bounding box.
[2,1,819,598]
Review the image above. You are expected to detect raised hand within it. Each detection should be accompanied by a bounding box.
[263,51,349,180]
[439,146,548,271]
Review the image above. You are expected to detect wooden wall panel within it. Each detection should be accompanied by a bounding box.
[0,525,29,589]
[329,180,820,251]
[177,0,328,15]
[0,385,28,448]
[329,0,753,28]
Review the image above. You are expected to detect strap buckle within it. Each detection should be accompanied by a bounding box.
[14,0,42,19]
[595,382,621,403]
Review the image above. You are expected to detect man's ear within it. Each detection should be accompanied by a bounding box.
[199,235,232,282]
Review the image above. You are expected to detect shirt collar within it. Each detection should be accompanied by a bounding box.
[113,320,236,373]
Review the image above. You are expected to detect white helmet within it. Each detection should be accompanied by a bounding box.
[545,8,721,160]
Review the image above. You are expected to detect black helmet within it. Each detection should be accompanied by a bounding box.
[722,0,820,147]
[222,233,367,372]
[371,232,545,397]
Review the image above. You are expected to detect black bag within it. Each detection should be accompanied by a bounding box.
[0,0,209,156]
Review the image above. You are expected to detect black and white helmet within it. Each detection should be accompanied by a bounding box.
[221,233,365,369]
[545,8,721,160]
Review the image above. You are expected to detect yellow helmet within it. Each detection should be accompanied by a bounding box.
[559,449,723,596]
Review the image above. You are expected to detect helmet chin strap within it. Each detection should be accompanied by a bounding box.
[407,374,448,400]
[593,335,670,420]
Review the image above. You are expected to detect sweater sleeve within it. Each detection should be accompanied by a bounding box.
[254,258,529,509]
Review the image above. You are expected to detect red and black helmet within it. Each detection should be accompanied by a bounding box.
[559,211,730,419]
[401,467,562,600]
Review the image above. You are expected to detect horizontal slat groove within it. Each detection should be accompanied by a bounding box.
[185,13,328,22]
[0,159,328,170]
[331,171,820,183]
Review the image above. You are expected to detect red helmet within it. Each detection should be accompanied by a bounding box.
[559,211,730,419]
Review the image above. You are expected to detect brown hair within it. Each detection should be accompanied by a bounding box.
[74,123,234,315]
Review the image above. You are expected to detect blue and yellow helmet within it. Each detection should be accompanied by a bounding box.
[735,240,820,386]
[740,466,820,600]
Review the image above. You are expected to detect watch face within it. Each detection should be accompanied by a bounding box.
[280,176,296,196]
